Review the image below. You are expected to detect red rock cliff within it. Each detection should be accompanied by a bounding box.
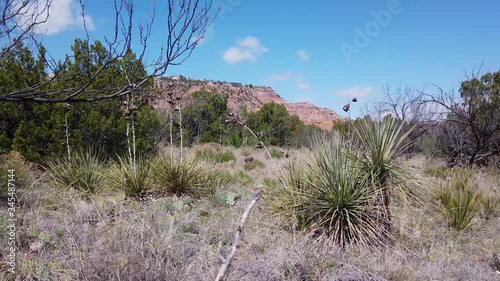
[152,77,344,131]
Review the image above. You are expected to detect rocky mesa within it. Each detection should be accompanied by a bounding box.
[152,77,344,131]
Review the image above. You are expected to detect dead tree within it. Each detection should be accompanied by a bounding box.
[421,70,500,167]
[0,0,218,103]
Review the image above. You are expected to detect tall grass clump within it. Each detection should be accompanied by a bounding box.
[265,133,388,248]
[269,147,284,159]
[244,159,265,171]
[152,154,227,198]
[481,192,500,220]
[433,169,482,230]
[0,151,34,201]
[195,147,235,163]
[106,156,154,198]
[48,150,105,195]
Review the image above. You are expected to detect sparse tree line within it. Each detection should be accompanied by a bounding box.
[339,71,500,168]
[0,39,323,164]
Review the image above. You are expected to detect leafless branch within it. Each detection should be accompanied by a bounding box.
[0,0,51,60]
[420,70,500,166]
[0,0,218,103]
[215,186,263,281]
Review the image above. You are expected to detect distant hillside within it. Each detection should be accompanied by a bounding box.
[152,76,344,130]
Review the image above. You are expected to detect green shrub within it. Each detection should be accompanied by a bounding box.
[216,150,236,163]
[269,147,284,159]
[433,170,482,230]
[241,146,255,157]
[424,165,450,179]
[152,155,227,198]
[195,147,235,163]
[234,170,254,186]
[0,151,34,200]
[481,192,500,219]
[48,150,105,195]
[106,156,154,198]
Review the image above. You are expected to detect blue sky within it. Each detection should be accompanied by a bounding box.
[33,0,500,117]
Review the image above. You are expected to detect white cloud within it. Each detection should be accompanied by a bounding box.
[267,72,295,82]
[297,77,310,91]
[266,72,310,92]
[222,36,268,64]
[336,86,374,99]
[297,50,310,62]
[18,0,95,35]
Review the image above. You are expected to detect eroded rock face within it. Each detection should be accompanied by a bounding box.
[152,78,344,130]
[284,102,344,131]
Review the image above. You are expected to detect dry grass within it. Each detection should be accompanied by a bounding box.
[1,147,500,281]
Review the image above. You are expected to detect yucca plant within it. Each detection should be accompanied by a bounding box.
[48,150,105,195]
[265,133,389,247]
[106,156,154,198]
[352,116,418,233]
[152,154,226,198]
[433,169,482,230]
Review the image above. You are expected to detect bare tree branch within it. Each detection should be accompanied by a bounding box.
[215,186,263,281]
[420,71,500,167]
[0,0,218,103]
[1,0,51,60]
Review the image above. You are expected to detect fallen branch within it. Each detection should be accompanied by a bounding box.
[215,185,263,281]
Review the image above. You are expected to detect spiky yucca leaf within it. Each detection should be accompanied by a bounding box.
[351,117,419,233]
[353,116,416,189]
[264,161,309,230]
[49,150,105,195]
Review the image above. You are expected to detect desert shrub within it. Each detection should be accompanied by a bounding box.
[246,102,304,146]
[481,192,500,219]
[152,155,227,198]
[234,170,254,186]
[0,151,35,200]
[182,90,229,145]
[106,156,154,198]
[195,147,235,163]
[244,159,264,171]
[48,150,105,195]
[433,169,482,230]
[269,147,284,159]
[241,146,255,157]
[424,165,450,179]
[216,150,236,163]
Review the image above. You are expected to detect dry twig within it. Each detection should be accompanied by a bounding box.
[215,185,263,281]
